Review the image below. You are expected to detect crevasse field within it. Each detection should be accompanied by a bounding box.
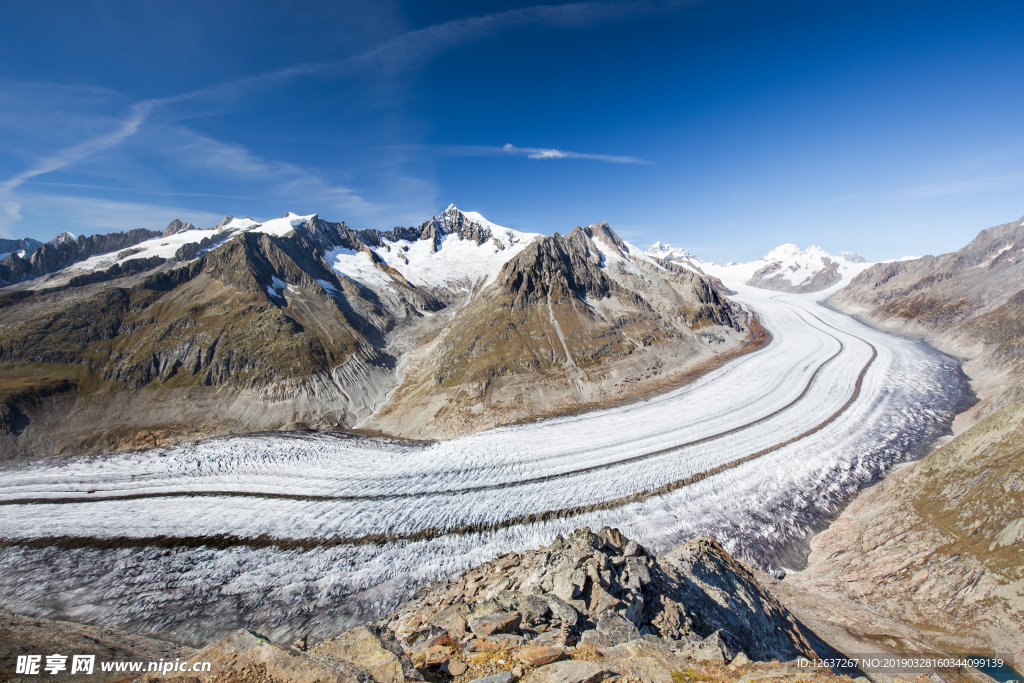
[0,283,970,647]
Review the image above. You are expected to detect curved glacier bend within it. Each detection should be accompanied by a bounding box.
[0,284,971,647]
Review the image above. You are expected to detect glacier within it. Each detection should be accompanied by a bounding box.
[0,280,971,647]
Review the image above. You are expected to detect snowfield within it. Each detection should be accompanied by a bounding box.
[0,280,970,647]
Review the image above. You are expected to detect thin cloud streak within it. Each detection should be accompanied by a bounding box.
[0,101,156,194]
[395,143,650,164]
[502,143,650,164]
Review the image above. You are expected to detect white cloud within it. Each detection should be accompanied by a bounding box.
[0,101,156,195]
[501,143,649,164]
[166,129,377,215]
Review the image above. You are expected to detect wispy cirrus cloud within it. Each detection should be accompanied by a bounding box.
[1,1,673,235]
[396,143,651,164]
[0,100,157,195]
[165,129,377,215]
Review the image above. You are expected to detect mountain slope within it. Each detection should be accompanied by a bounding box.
[787,213,1024,662]
[362,223,753,439]
[0,237,43,261]
[829,213,1024,425]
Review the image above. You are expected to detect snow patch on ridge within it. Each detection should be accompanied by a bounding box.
[328,247,395,291]
[367,210,540,290]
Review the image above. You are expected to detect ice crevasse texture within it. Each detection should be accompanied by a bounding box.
[0,281,970,647]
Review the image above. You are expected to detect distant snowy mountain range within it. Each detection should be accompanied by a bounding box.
[5,216,884,296]
[647,241,874,293]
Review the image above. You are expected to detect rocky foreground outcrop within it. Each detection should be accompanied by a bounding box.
[375,527,814,663]
[7,527,992,683]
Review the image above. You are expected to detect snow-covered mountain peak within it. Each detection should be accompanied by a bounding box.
[49,231,76,246]
[163,219,198,237]
[249,213,311,237]
[693,242,874,294]
[320,206,541,293]
[759,243,803,261]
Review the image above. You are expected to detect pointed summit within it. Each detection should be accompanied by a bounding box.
[49,231,76,246]
[163,219,197,237]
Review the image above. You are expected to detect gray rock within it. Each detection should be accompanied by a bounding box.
[529,660,613,683]
[686,630,736,663]
[578,629,612,648]
[552,569,586,602]
[469,672,515,683]
[729,652,750,668]
[596,613,640,645]
[533,631,567,647]
[469,610,522,638]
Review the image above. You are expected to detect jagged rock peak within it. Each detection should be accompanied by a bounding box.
[379,205,500,251]
[215,214,236,229]
[427,205,495,244]
[500,227,611,307]
[163,219,197,237]
[48,230,76,246]
[578,221,627,254]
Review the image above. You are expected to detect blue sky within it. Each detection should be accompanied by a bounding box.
[1,0,1022,261]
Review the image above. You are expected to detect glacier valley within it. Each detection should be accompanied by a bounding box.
[0,280,971,647]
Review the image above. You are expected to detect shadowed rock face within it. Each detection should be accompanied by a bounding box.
[501,228,614,308]
[377,527,816,663]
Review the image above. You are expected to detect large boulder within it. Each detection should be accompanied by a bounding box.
[184,629,375,683]
[311,626,423,683]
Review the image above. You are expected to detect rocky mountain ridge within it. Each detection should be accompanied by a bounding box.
[0,236,43,260]
[0,207,750,457]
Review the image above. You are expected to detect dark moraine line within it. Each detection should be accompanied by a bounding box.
[0,336,877,551]
[2,314,851,507]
